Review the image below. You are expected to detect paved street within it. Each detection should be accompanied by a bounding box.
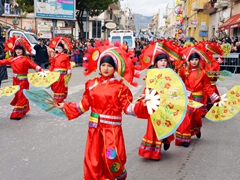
[0,67,240,180]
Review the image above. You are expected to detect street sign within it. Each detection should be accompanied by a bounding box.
[53,27,72,34]
[4,3,10,15]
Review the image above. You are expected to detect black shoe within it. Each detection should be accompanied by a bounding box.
[196,131,201,139]
[10,117,22,120]
[152,158,161,161]
[163,143,170,151]
[182,142,190,148]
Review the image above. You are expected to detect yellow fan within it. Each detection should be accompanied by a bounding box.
[64,74,72,87]
[188,99,203,108]
[221,43,231,57]
[70,62,76,68]
[145,68,188,140]
[0,85,20,98]
[28,71,60,87]
[205,85,240,122]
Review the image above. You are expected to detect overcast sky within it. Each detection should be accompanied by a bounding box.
[120,0,174,17]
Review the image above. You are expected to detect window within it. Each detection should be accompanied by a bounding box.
[92,21,101,38]
[111,36,121,45]
[123,36,133,47]
[13,33,23,37]
[25,34,38,44]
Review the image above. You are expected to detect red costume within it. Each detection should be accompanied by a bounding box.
[0,56,41,119]
[49,52,71,103]
[136,88,174,160]
[176,67,219,145]
[202,58,221,115]
[63,75,146,180]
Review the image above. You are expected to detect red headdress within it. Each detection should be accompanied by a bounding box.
[49,36,73,52]
[180,45,212,65]
[205,41,223,56]
[83,40,139,86]
[138,40,182,71]
[4,36,33,55]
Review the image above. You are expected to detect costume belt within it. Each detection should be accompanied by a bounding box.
[192,91,203,96]
[13,74,27,80]
[53,68,67,74]
[89,112,122,128]
[192,91,203,102]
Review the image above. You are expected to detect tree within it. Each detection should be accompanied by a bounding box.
[16,0,34,14]
[76,0,118,40]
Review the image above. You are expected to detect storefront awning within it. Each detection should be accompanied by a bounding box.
[218,13,240,31]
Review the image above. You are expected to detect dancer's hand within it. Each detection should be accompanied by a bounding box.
[142,98,150,106]
[54,102,64,109]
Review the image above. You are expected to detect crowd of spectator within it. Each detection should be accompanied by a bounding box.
[5,29,240,70]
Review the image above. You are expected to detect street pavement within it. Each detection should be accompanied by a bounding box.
[0,67,240,180]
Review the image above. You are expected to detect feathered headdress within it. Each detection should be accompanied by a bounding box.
[4,36,33,55]
[180,45,212,65]
[49,36,73,52]
[205,41,224,56]
[83,40,139,87]
[138,40,182,71]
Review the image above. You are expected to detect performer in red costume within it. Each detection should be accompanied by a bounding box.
[55,42,147,179]
[176,52,220,147]
[0,36,42,120]
[49,43,71,103]
[202,42,223,116]
[138,54,174,160]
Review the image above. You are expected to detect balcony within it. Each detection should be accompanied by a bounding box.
[192,0,204,11]
[203,0,217,14]
[105,13,120,25]
[214,0,229,8]
[2,6,23,17]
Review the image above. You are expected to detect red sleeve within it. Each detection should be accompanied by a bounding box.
[134,100,149,119]
[49,57,56,71]
[202,72,219,103]
[178,66,187,82]
[125,88,149,119]
[63,80,91,120]
[26,57,42,71]
[0,58,11,66]
[66,55,71,71]
[119,84,133,114]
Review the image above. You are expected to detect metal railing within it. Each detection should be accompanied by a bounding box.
[214,53,240,73]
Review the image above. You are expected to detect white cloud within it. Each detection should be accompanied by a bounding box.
[120,0,173,16]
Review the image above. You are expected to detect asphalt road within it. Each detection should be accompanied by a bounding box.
[0,67,239,180]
